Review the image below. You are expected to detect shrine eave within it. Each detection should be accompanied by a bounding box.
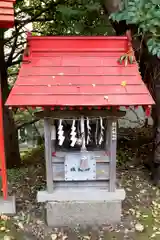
[0,0,16,29]
[5,35,155,110]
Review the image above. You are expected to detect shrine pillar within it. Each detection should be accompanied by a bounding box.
[0,0,16,214]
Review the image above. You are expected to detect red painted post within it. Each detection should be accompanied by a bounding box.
[0,0,16,201]
[0,86,8,200]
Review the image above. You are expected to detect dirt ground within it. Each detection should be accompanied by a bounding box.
[1,130,160,240]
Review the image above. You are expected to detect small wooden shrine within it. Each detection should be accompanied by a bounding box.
[6,33,154,225]
[0,0,16,214]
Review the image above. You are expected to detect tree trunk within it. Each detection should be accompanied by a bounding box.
[103,0,160,184]
[103,0,121,14]
[143,55,160,184]
[0,30,21,168]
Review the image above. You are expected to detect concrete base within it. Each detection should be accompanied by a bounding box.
[37,188,125,227]
[0,196,16,214]
[46,200,122,227]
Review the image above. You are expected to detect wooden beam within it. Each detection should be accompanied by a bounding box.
[109,119,117,192]
[0,83,8,200]
[0,2,13,8]
[44,118,54,193]
[35,109,126,119]
[103,0,121,15]
[105,119,110,151]
[0,8,14,15]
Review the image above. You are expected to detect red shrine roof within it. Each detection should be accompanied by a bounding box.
[6,35,154,107]
[0,0,16,28]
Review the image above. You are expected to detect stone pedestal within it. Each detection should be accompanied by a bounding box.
[0,196,16,214]
[37,188,125,227]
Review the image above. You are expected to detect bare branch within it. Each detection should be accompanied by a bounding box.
[15,5,52,29]
[7,27,19,67]
[15,17,56,25]
[4,29,26,45]
[9,59,21,67]
[7,49,24,68]
[16,118,39,130]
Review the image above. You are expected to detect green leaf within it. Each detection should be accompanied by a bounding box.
[152,47,158,56]
[147,38,155,46]
[128,6,137,12]
[115,12,125,22]
[148,45,153,53]
[85,3,100,12]
[129,56,134,64]
[151,0,160,5]
[128,12,136,17]
[157,50,160,59]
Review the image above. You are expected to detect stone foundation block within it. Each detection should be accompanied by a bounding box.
[0,196,16,214]
[46,200,122,227]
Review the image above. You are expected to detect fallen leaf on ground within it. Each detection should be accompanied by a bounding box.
[51,234,57,240]
[62,236,68,240]
[1,215,9,221]
[3,236,13,240]
[83,236,91,240]
[0,227,6,231]
[135,223,144,232]
[17,222,24,230]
